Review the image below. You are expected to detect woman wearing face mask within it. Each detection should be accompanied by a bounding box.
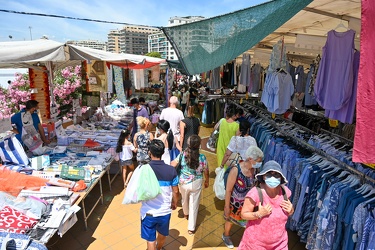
[220,120,257,168]
[222,146,264,249]
[238,160,294,250]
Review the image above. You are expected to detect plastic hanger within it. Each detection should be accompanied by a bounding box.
[364,194,375,205]
[337,170,350,179]
[356,183,370,194]
[363,187,375,198]
[341,174,355,185]
[323,166,340,177]
[349,177,360,188]
[333,21,349,32]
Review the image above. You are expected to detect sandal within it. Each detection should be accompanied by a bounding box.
[188,230,195,236]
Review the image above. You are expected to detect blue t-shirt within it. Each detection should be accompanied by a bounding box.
[140,160,178,218]
[11,109,41,143]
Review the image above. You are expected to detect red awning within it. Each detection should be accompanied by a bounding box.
[106,61,161,70]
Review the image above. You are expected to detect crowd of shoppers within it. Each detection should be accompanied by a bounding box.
[118,95,294,250]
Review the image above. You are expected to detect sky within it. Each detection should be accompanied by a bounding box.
[0,0,268,43]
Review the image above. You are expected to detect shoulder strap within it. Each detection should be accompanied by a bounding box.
[280,185,288,201]
[256,186,263,205]
[235,163,241,179]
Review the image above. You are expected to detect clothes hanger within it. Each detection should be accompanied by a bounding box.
[333,21,349,32]
[341,174,356,185]
[364,194,375,205]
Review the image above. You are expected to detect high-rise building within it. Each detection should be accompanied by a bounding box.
[118,25,159,55]
[148,16,206,60]
[107,30,121,53]
[107,25,159,55]
[66,40,107,51]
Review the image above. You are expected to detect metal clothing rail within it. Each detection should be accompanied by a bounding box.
[320,128,354,146]
[230,100,375,185]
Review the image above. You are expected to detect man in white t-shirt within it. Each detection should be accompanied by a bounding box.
[160,96,184,160]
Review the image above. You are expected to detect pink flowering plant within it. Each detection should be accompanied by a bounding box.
[0,73,31,117]
[53,65,83,118]
[0,65,83,118]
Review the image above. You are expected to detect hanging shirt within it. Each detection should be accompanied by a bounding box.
[262,71,294,114]
[314,29,355,110]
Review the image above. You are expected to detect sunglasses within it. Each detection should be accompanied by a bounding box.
[265,171,282,178]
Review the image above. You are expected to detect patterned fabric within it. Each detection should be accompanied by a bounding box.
[0,206,37,234]
[359,210,375,250]
[228,164,256,227]
[113,66,126,104]
[308,55,321,95]
[298,169,324,242]
[136,132,151,163]
[177,153,208,185]
[0,137,29,166]
[306,182,339,249]
[314,182,347,250]
[353,202,369,250]
[269,39,287,71]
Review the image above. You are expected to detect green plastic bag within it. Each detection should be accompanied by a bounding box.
[123,164,161,204]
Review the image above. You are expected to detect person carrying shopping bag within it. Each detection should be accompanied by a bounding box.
[171,135,209,235]
[222,146,264,249]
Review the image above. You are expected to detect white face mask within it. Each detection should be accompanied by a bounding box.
[265,176,281,188]
[253,162,262,169]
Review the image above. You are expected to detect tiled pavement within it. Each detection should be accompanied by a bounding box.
[47,126,307,250]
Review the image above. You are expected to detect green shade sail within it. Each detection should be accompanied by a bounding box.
[162,0,313,75]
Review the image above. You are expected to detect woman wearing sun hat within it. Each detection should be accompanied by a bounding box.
[238,160,294,250]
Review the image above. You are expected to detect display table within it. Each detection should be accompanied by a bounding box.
[76,157,114,230]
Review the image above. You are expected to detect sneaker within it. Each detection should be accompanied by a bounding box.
[222,234,234,249]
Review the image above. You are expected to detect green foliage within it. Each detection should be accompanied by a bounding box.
[145,52,162,58]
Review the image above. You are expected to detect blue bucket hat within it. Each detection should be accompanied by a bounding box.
[255,160,288,184]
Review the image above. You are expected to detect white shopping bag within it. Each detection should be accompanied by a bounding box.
[213,167,225,200]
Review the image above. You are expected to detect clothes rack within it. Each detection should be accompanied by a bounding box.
[320,128,353,146]
[229,99,375,185]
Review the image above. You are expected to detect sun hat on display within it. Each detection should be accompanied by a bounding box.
[255,160,288,184]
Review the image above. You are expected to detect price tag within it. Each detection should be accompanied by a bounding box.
[364,163,375,169]
[328,119,339,128]
[240,98,243,104]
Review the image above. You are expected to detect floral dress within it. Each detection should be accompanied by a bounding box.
[136,131,151,164]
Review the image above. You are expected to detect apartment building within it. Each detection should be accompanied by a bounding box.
[148,16,205,60]
[106,25,159,55]
[66,40,107,51]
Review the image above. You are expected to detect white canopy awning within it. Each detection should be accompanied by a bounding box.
[0,39,165,69]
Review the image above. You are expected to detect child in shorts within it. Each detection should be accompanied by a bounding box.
[116,129,137,188]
